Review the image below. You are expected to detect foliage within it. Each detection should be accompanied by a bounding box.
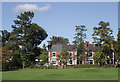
[93,49,105,66]
[116,30,120,60]
[39,50,48,65]
[67,64,98,68]
[1,11,48,70]
[1,30,10,46]
[42,44,46,50]
[9,11,48,68]
[50,36,69,45]
[57,48,72,67]
[92,21,114,46]
[77,42,85,64]
[73,25,87,45]
[92,21,114,66]
[73,25,87,65]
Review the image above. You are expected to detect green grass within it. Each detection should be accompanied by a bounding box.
[2,68,118,80]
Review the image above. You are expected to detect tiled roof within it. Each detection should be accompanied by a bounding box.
[87,44,100,52]
[48,44,77,52]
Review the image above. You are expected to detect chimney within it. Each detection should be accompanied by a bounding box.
[85,41,88,48]
[48,41,52,50]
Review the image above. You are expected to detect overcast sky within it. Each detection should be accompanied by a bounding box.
[2,2,118,48]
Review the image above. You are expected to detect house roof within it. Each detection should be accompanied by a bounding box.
[48,44,77,52]
[87,44,100,52]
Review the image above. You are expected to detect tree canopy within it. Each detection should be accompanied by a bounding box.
[92,21,114,46]
[2,11,48,69]
[50,36,69,45]
[57,48,72,67]
[92,21,114,66]
[73,25,87,46]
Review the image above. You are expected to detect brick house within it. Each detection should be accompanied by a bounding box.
[48,42,77,66]
[84,41,115,65]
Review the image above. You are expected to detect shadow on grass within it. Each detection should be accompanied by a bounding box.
[2,68,21,72]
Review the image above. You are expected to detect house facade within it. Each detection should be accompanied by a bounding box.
[84,41,115,65]
[48,42,77,66]
[48,41,115,66]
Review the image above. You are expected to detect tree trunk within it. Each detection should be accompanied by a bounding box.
[22,61,25,69]
[79,55,80,64]
[79,61,80,64]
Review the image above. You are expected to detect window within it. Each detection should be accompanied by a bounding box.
[89,60,93,64]
[73,57,75,60]
[89,52,92,57]
[53,53,56,57]
[69,60,72,64]
[52,61,56,64]
[80,61,82,64]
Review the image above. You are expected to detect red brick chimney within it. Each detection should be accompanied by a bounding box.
[48,41,52,50]
[85,41,88,48]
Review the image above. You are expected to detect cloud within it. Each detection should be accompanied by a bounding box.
[13,4,51,13]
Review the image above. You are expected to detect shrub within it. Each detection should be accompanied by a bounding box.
[48,65,57,69]
[67,64,98,68]
[102,64,114,68]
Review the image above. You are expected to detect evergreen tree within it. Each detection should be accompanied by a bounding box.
[9,11,48,68]
[50,36,69,45]
[73,25,87,64]
[73,25,87,45]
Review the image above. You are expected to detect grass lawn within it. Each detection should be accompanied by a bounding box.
[2,68,118,80]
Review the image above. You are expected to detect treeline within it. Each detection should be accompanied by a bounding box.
[1,11,120,70]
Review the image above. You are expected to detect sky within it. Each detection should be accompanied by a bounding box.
[2,2,118,48]
[1,0,120,2]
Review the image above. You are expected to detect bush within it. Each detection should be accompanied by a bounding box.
[48,65,57,69]
[102,64,114,68]
[40,66,46,69]
[27,65,48,69]
[67,64,98,68]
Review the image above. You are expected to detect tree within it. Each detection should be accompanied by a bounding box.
[57,48,72,68]
[50,36,69,45]
[73,25,87,64]
[0,30,20,70]
[92,21,114,46]
[94,49,106,66]
[9,11,48,68]
[39,50,48,65]
[115,28,120,66]
[92,21,114,65]
[77,42,85,64]
[43,44,46,50]
[1,30,10,46]
[73,25,87,46]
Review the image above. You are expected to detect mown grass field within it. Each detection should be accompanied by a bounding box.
[2,68,118,80]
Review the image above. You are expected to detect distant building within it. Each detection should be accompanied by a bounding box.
[84,41,115,65]
[48,41,77,66]
[47,41,115,66]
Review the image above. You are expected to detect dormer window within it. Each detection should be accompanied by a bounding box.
[53,52,56,57]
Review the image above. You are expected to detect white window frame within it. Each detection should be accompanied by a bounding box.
[52,52,56,57]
